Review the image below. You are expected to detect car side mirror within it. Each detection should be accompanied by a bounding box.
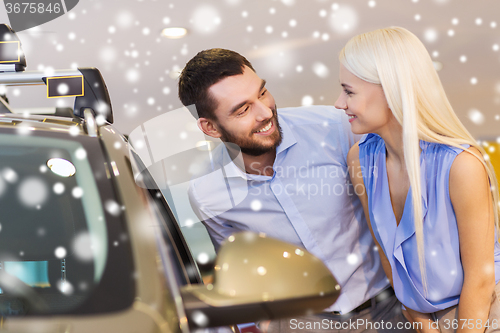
[180,232,340,329]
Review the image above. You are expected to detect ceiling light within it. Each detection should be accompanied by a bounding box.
[161,27,188,39]
[432,61,443,71]
[47,158,76,177]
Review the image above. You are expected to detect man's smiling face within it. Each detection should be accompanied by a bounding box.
[207,66,282,156]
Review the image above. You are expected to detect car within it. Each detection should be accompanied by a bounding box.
[0,24,340,332]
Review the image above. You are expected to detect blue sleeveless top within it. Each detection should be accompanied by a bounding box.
[359,133,500,313]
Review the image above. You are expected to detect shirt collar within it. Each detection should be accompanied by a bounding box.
[276,114,297,155]
[219,144,249,179]
[359,133,379,146]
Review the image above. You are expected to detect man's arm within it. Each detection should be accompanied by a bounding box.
[188,182,236,252]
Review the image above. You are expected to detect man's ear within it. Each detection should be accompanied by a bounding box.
[197,117,222,138]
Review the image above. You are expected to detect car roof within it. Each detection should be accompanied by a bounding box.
[0,113,83,129]
[0,113,85,133]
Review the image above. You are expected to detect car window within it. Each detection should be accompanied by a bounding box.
[125,107,218,279]
[129,151,202,286]
[0,128,135,316]
[0,133,107,279]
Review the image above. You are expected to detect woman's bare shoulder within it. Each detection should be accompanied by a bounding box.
[347,141,361,167]
[450,146,486,181]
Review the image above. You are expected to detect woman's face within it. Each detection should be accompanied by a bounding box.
[334,64,394,135]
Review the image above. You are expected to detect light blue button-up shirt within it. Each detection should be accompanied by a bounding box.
[359,133,500,313]
[188,106,388,313]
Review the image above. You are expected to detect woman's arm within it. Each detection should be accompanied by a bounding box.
[450,147,496,333]
[347,143,438,333]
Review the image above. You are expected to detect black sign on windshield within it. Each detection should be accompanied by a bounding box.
[0,41,20,63]
[46,75,84,98]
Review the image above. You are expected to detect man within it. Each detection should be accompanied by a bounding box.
[178,48,413,332]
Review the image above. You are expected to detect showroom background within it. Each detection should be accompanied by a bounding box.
[1,0,500,265]
[0,0,499,137]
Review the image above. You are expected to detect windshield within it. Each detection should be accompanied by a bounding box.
[0,128,134,316]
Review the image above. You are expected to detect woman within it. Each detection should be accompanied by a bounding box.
[335,26,500,332]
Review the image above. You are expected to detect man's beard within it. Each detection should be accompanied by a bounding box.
[217,106,283,156]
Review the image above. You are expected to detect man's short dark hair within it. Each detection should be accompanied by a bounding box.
[178,48,255,120]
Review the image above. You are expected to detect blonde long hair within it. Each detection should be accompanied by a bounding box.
[339,26,499,295]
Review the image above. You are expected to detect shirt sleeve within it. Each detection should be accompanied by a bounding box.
[187,181,235,253]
